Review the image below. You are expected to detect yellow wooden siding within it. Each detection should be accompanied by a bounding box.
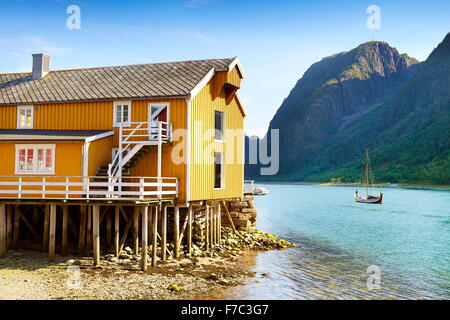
[130,99,187,201]
[0,99,187,182]
[227,67,242,88]
[0,106,17,128]
[190,75,244,201]
[88,137,113,176]
[0,142,83,197]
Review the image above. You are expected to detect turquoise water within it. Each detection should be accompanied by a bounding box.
[228,184,450,299]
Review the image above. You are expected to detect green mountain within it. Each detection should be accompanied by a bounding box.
[246,33,450,185]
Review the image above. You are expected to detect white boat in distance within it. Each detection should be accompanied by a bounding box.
[253,187,269,196]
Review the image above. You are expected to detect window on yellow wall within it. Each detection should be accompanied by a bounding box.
[114,101,131,126]
[15,144,55,174]
[17,106,34,129]
[214,152,224,189]
[214,111,224,141]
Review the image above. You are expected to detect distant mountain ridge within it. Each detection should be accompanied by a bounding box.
[246,33,450,185]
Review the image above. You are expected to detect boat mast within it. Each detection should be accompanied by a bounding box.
[365,150,369,197]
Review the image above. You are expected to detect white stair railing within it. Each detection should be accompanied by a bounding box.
[107,121,173,196]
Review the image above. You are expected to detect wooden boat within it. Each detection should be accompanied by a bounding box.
[355,150,383,204]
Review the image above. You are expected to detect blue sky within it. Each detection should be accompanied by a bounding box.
[1,0,449,136]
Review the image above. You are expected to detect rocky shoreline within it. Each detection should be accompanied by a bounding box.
[0,228,297,300]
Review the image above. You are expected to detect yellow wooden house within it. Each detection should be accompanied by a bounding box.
[0,54,246,269]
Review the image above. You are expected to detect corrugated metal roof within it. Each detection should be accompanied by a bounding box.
[0,58,235,105]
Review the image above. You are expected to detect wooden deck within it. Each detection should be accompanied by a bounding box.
[0,175,178,202]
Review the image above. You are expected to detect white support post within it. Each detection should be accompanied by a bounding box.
[157,121,162,199]
[18,177,22,199]
[65,177,69,199]
[42,177,46,199]
[139,178,144,200]
[118,125,123,195]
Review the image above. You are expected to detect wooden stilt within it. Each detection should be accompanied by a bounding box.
[205,206,210,251]
[42,205,49,251]
[62,206,68,256]
[212,206,216,246]
[148,206,153,247]
[106,209,112,249]
[78,206,86,256]
[218,204,221,243]
[48,205,56,261]
[141,206,148,271]
[85,206,92,255]
[152,205,159,267]
[114,206,120,257]
[133,207,139,255]
[174,206,180,259]
[13,205,21,249]
[93,206,100,266]
[6,205,13,250]
[161,205,167,261]
[187,204,193,256]
[0,205,6,256]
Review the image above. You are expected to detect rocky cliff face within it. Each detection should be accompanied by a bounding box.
[265,41,419,177]
[246,34,450,184]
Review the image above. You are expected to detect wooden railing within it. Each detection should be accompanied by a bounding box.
[109,121,173,178]
[0,175,178,201]
[243,180,255,195]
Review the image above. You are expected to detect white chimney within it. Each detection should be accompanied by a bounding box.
[32,54,51,80]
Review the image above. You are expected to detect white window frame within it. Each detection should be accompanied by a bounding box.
[17,105,34,129]
[148,103,170,122]
[214,152,225,190]
[214,110,225,143]
[15,144,56,175]
[113,101,132,127]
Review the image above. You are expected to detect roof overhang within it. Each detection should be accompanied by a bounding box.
[0,130,114,142]
[228,57,246,79]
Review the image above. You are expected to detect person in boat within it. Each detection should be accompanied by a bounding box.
[355,190,364,200]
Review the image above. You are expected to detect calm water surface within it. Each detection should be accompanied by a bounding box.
[223,184,450,299]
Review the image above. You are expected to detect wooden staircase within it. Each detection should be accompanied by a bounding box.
[91,146,152,197]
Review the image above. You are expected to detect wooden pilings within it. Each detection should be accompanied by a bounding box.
[152,205,158,267]
[187,204,193,256]
[42,206,49,252]
[141,206,148,271]
[92,206,100,266]
[0,201,212,269]
[161,205,167,261]
[48,205,56,261]
[174,206,180,259]
[85,206,92,256]
[114,206,120,257]
[133,207,139,255]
